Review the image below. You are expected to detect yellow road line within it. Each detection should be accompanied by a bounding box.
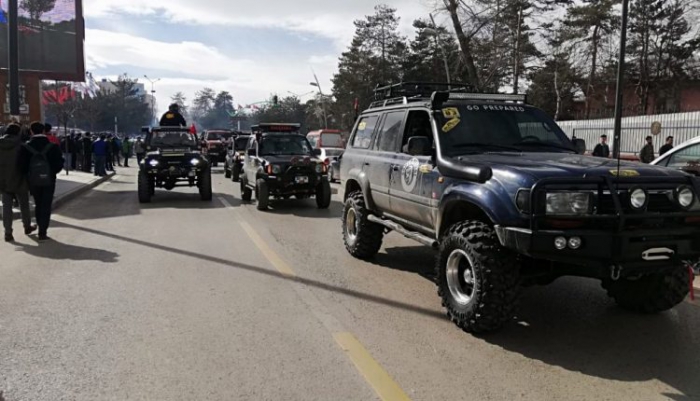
[239,221,296,277]
[334,332,412,401]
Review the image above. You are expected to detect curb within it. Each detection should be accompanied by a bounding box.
[52,172,116,211]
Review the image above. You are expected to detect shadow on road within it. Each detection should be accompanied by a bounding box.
[52,220,447,322]
[371,246,437,282]
[263,199,343,219]
[15,239,119,263]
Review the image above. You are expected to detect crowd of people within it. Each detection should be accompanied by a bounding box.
[57,132,147,176]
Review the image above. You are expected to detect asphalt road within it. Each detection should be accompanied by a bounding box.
[1,168,699,401]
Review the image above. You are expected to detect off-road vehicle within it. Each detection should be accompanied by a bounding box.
[340,82,700,333]
[225,132,251,181]
[138,126,212,203]
[240,123,331,211]
[201,129,235,167]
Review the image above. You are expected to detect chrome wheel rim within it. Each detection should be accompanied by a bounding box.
[446,249,478,306]
[346,208,358,241]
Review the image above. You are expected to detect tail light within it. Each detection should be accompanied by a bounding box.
[266,164,273,175]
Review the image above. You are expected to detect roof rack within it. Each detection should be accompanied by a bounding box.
[373,81,472,101]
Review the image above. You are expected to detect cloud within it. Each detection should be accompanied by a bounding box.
[85,0,433,49]
[85,29,336,115]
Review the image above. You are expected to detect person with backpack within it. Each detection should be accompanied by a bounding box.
[0,123,37,242]
[17,122,64,241]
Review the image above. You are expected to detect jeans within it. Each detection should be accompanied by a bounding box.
[94,155,107,176]
[30,184,55,236]
[63,153,72,173]
[2,191,31,235]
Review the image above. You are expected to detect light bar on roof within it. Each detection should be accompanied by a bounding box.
[448,93,527,103]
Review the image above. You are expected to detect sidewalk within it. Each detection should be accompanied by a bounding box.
[0,170,114,218]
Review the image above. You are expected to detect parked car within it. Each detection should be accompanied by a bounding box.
[318,147,344,183]
[651,136,700,176]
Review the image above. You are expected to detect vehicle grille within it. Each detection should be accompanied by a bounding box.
[597,189,679,214]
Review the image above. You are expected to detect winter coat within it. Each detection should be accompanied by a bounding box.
[17,135,64,183]
[0,134,28,193]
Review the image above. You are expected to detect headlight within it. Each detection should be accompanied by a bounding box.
[629,188,648,210]
[190,158,200,166]
[272,165,282,175]
[546,192,592,215]
[315,164,324,174]
[148,159,159,167]
[675,186,695,209]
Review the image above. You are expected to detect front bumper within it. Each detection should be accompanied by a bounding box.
[264,172,324,196]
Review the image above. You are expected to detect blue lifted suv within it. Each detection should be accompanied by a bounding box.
[340,82,700,333]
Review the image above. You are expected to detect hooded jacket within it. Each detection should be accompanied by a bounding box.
[0,133,28,193]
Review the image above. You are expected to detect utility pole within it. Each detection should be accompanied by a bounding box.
[144,75,160,126]
[310,70,329,128]
[512,2,523,94]
[612,0,630,160]
[8,0,20,117]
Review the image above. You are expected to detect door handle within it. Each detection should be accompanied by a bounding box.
[364,162,370,166]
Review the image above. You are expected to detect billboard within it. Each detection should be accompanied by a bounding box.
[0,0,85,81]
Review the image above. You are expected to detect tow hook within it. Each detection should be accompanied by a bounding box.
[610,265,622,281]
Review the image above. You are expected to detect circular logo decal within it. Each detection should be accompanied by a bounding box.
[401,158,421,192]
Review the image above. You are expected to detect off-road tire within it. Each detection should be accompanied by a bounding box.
[602,267,690,313]
[224,163,232,179]
[316,178,332,209]
[436,221,521,333]
[232,164,241,182]
[199,169,213,201]
[256,179,269,211]
[137,171,152,203]
[342,191,383,260]
[241,178,252,202]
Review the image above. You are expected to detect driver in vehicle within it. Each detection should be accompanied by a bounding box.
[160,104,187,127]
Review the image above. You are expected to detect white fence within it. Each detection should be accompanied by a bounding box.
[557,111,700,155]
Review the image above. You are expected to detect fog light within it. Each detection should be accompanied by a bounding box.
[568,237,582,250]
[629,187,648,210]
[554,237,567,250]
[675,186,695,209]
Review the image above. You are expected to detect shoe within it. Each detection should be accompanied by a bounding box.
[4,233,14,242]
[37,234,49,241]
[25,225,37,235]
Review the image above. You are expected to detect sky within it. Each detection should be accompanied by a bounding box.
[84,0,439,116]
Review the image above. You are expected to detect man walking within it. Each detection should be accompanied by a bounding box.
[70,132,78,170]
[105,135,114,172]
[113,135,122,167]
[592,134,610,158]
[17,122,63,241]
[82,133,93,173]
[60,134,74,175]
[640,136,655,164]
[0,123,37,242]
[134,137,146,165]
[122,136,133,167]
[93,134,108,177]
[659,136,674,156]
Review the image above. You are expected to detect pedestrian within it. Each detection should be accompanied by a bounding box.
[659,136,674,156]
[122,136,133,167]
[75,134,83,171]
[60,133,74,175]
[640,136,655,164]
[70,132,78,170]
[82,133,93,173]
[592,134,610,158]
[17,122,64,241]
[93,134,108,177]
[113,135,122,167]
[134,137,145,165]
[105,135,114,172]
[44,123,60,145]
[0,123,37,242]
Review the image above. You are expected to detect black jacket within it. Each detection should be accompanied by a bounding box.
[17,135,64,181]
[592,143,610,158]
[160,111,187,127]
[659,144,673,156]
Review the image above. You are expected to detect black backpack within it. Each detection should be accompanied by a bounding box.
[25,143,53,187]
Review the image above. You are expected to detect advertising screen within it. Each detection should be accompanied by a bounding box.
[0,0,85,81]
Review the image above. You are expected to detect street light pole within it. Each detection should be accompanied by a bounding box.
[428,14,451,87]
[612,0,630,161]
[310,70,329,129]
[8,0,20,117]
[144,75,160,126]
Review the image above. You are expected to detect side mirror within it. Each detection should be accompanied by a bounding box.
[573,138,586,155]
[313,149,322,157]
[403,137,432,156]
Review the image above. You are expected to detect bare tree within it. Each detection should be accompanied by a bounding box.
[20,0,57,23]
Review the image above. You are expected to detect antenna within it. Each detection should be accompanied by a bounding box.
[612,0,630,181]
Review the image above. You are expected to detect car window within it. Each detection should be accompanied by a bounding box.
[667,143,700,170]
[375,111,405,152]
[351,116,379,149]
[259,136,313,156]
[401,110,433,152]
[151,131,196,148]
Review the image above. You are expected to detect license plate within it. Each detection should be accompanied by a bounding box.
[295,176,309,184]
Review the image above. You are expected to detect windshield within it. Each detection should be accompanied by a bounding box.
[150,131,197,148]
[260,136,313,156]
[234,137,250,150]
[207,132,233,141]
[321,133,343,147]
[436,104,574,156]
